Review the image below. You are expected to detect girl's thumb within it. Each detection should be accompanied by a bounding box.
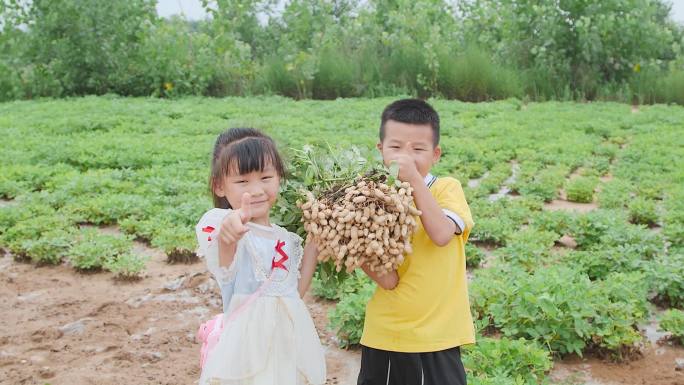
[239,193,251,223]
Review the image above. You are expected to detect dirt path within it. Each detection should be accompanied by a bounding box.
[2,241,682,385]
[0,242,359,385]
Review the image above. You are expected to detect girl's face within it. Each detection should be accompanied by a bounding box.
[213,163,281,225]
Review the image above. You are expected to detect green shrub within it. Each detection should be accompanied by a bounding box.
[150,224,198,263]
[312,268,371,301]
[471,217,513,246]
[649,253,684,308]
[463,337,552,385]
[529,211,573,238]
[565,176,597,203]
[328,280,376,348]
[437,46,523,102]
[312,44,359,99]
[2,213,75,261]
[569,248,646,281]
[628,197,658,226]
[67,228,133,271]
[570,210,628,249]
[20,229,75,265]
[662,189,684,247]
[465,243,487,268]
[598,180,633,209]
[655,69,684,105]
[470,265,648,356]
[515,172,561,202]
[659,309,684,345]
[494,229,558,271]
[104,253,148,280]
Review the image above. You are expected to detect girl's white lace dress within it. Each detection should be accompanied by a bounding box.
[196,208,326,385]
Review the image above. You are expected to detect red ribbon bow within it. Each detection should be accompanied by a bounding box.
[272,240,289,271]
[202,226,215,242]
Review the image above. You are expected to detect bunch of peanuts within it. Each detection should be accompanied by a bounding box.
[300,177,421,275]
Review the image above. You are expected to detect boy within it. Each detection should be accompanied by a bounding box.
[358,99,475,385]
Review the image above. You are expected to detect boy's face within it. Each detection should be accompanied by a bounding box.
[377,120,441,178]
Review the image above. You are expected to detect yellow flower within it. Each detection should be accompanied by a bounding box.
[163,82,174,91]
[633,63,641,73]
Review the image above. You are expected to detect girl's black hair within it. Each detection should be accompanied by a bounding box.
[210,128,286,209]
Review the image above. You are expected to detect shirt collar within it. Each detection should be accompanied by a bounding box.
[424,173,436,187]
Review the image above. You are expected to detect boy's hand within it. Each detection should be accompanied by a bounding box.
[390,152,422,186]
[219,193,252,244]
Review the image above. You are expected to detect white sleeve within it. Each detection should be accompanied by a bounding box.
[196,208,235,284]
[289,232,304,278]
[443,209,465,235]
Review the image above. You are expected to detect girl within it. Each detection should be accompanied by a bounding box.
[195,128,326,385]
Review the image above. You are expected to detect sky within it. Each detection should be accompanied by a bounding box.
[156,0,684,23]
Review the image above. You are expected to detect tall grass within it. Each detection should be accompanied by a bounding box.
[437,47,523,102]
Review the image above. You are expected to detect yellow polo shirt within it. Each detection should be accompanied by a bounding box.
[360,176,476,352]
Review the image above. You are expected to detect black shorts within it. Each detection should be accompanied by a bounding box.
[357,345,467,385]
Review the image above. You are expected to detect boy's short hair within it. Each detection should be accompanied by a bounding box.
[380,99,440,146]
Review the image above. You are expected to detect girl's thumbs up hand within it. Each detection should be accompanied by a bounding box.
[220,193,252,245]
[238,192,252,224]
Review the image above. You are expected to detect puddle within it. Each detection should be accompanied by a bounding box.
[0,199,16,208]
[488,162,520,202]
[640,310,670,346]
[468,172,489,188]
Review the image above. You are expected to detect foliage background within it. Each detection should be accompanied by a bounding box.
[1,0,683,104]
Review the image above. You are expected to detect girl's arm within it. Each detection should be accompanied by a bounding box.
[217,239,238,267]
[361,263,399,290]
[298,239,319,298]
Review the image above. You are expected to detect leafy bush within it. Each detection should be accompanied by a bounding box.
[515,169,563,202]
[1,213,75,261]
[662,189,684,247]
[104,253,148,280]
[565,176,597,203]
[569,248,646,281]
[465,243,487,268]
[328,280,376,348]
[598,180,633,209]
[67,228,133,270]
[570,210,628,249]
[649,253,684,308]
[151,225,198,263]
[659,309,684,345]
[463,337,552,385]
[628,197,658,226]
[529,211,573,238]
[460,0,678,100]
[436,46,523,102]
[312,268,371,301]
[20,229,75,265]
[471,217,513,246]
[470,265,648,356]
[494,229,558,271]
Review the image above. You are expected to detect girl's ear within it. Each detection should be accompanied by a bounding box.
[376,142,383,151]
[212,178,226,198]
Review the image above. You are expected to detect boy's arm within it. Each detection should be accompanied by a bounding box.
[410,181,459,247]
[361,263,399,290]
[298,238,319,298]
